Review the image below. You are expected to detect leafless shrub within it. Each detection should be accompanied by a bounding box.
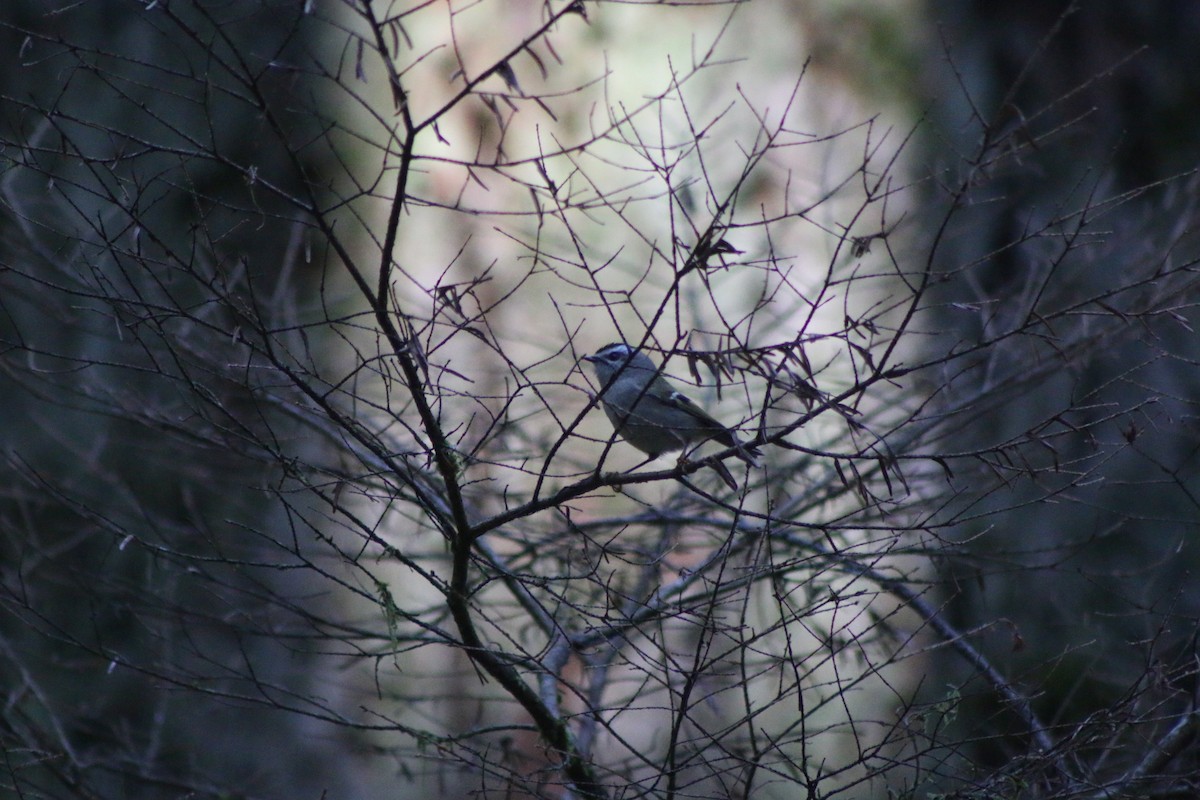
[1,2,1198,799]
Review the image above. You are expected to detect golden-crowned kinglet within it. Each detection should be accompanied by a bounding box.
[583,342,760,489]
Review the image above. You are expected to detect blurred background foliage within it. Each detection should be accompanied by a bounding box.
[918,0,1200,775]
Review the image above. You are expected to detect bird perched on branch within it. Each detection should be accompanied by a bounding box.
[583,342,759,490]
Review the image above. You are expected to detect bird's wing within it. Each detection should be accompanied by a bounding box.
[649,390,760,463]
[643,390,735,445]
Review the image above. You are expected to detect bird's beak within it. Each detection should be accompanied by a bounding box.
[582,353,599,364]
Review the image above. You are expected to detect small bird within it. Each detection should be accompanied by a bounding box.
[583,342,760,489]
